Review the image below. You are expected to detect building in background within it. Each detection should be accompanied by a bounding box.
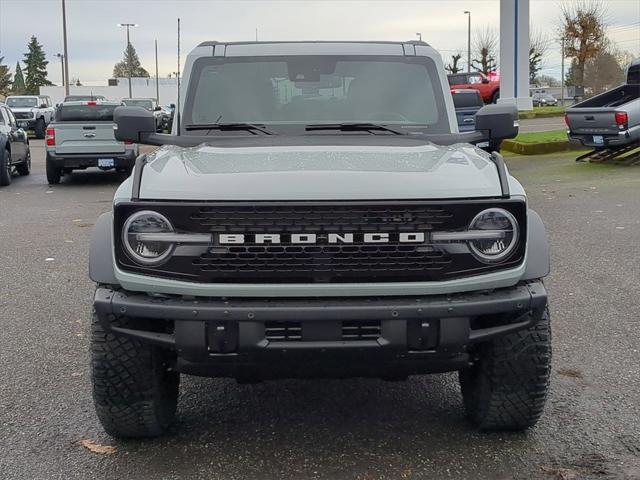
[40,77,178,105]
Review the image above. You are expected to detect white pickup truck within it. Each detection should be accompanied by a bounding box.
[5,95,55,139]
[45,101,138,184]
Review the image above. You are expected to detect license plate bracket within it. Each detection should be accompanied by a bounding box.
[593,135,604,145]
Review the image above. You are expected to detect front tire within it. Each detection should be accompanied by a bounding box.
[91,311,179,438]
[459,306,551,431]
[491,90,500,104]
[34,118,46,139]
[0,148,11,186]
[46,154,62,184]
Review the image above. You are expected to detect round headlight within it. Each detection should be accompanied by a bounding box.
[468,208,519,263]
[123,210,174,265]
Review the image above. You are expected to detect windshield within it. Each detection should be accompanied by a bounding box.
[184,56,448,133]
[56,104,118,122]
[122,99,154,109]
[7,97,38,108]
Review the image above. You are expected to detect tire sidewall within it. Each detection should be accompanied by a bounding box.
[0,147,12,186]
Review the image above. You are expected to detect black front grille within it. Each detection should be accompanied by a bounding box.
[265,321,302,342]
[13,112,32,120]
[264,321,381,343]
[114,200,527,284]
[342,321,381,341]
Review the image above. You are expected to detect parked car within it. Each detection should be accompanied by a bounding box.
[5,95,55,138]
[532,93,558,107]
[451,88,484,132]
[447,72,500,104]
[0,102,31,186]
[566,59,640,149]
[89,40,552,438]
[64,95,108,102]
[45,101,138,184]
[159,104,175,131]
[121,98,163,131]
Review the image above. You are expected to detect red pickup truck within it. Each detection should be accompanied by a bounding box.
[447,72,500,104]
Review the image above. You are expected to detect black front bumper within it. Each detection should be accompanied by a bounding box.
[47,150,137,170]
[93,281,547,379]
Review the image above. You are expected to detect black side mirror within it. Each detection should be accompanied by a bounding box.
[481,78,490,84]
[113,106,157,143]
[154,106,162,111]
[40,104,48,108]
[475,104,519,142]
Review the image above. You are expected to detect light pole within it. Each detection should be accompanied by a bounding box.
[464,11,471,72]
[55,53,65,87]
[61,0,70,96]
[117,23,138,98]
[416,32,422,42]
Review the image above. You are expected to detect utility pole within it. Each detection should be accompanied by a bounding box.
[176,18,181,134]
[560,37,565,106]
[416,32,422,42]
[118,23,138,98]
[55,53,65,87]
[255,28,258,42]
[61,0,70,96]
[464,11,471,72]
[155,39,159,103]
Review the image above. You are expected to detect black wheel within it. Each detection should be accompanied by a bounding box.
[46,154,62,184]
[459,306,551,431]
[491,90,500,104]
[34,118,46,139]
[16,147,31,176]
[0,148,11,186]
[91,311,179,438]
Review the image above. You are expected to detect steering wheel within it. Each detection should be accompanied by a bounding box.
[367,112,410,122]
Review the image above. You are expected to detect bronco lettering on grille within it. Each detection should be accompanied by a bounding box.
[218,232,426,245]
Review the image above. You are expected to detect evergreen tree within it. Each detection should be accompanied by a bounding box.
[13,62,26,94]
[23,36,53,94]
[113,43,149,78]
[0,53,12,96]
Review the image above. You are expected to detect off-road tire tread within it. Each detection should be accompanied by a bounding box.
[34,118,46,139]
[16,150,30,176]
[0,148,11,186]
[45,156,61,184]
[91,311,179,438]
[459,306,551,431]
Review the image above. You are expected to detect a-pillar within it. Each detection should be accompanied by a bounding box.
[498,0,532,110]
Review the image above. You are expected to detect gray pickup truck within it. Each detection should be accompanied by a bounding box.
[45,101,138,184]
[89,40,551,438]
[566,59,640,149]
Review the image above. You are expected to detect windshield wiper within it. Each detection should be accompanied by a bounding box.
[305,123,404,135]
[185,123,273,135]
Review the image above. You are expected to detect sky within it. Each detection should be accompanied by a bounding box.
[0,0,639,86]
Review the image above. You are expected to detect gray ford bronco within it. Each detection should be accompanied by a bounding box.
[89,41,551,438]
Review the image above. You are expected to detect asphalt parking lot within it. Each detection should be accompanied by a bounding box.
[1,141,639,480]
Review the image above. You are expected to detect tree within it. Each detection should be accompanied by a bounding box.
[113,43,149,78]
[559,0,608,87]
[23,35,53,94]
[0,53,12,96]
[472,26,498,75]
[582,43,624,95]
[536,74,561,87]
[12,62,26,94]
[445,52,463,74]
[529,28,550,83]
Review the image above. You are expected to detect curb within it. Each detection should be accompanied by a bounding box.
[501,139,583,155]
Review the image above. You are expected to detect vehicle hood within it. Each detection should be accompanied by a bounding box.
[10,107,36,114]
[137,143,505,201]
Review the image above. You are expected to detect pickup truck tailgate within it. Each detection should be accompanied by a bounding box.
[52,122,125,155]
[566,109,620,135]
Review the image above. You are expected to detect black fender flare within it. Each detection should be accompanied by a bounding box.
[523,208,550,280]
[89,212,118,285]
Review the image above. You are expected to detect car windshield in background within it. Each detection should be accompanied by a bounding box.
[7,97,38,108]
[185,56,447,132]
[57,104,118,122]
[64,95,106,102]
[123,99,154,109]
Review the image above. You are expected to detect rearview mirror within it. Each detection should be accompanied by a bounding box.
[474,104,518,142]
[113,106,156,143]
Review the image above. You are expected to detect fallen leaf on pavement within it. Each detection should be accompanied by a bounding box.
[79,439,116,455]
[540,465,580,480]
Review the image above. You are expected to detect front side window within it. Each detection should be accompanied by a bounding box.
[122,99,154,110]
[185,55,449,133]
